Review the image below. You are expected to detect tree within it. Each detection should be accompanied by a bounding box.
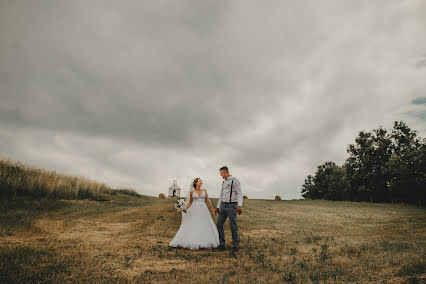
[301,162,348,201]
[301,175,315,199]
[387,121,422,203]
[301,121,424,205]
[345,130,375,202]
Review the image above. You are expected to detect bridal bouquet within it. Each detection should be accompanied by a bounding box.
[174,198,187,212]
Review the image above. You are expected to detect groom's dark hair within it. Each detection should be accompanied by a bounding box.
[219,166,229,172]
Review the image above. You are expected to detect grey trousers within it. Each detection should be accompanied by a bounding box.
[216,203,239,249]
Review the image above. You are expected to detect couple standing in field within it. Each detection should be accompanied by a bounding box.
[169,166,243,254]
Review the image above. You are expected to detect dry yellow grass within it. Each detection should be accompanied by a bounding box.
[0,158,139,201]
[1,194,425,283]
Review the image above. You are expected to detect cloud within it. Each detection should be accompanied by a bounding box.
[1,0,425,199]
[412,97,426,105]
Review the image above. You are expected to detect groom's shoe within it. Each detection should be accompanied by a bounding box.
[217,245,226,251]
[230,247,238,257]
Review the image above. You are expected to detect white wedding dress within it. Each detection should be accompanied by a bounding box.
[169,190,220,250]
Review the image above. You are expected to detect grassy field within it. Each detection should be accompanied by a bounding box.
[0,158,141,202]
[1,193,425,283]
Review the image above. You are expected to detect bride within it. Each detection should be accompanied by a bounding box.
[169,178,220,250]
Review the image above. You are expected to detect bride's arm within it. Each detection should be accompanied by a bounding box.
[204,190,215,212]
[185,191,193,211]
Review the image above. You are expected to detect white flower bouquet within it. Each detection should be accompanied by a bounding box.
[174,198,187,212]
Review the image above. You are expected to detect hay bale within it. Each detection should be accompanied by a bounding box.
[243,195,248,199]
[274,195,281,201]
[158,193,166,199]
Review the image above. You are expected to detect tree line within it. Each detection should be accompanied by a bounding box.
[301,121,425,205]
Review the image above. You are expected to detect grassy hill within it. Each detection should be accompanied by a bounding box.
[0,158,140,201]
[0,160,425,283]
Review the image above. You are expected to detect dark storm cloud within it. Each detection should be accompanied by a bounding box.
[412,97,426,105]
[1,0,426,199]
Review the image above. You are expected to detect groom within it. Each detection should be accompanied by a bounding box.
[215,166,243,254]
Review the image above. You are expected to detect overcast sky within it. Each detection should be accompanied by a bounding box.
[1,0,425,199]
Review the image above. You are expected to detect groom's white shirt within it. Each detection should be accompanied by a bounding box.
[217,175,243,208]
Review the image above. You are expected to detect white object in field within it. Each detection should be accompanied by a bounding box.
[168,179,181,197]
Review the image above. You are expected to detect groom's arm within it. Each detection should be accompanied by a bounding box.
[235,179,243,208]
[216,186,223,209]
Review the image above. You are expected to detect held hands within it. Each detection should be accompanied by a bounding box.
[183,208,187,213]
[214,208,219,215]
[237,206,242,215]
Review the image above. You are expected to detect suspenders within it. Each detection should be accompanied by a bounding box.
[229,179,234,202]
[221,177,235,203]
